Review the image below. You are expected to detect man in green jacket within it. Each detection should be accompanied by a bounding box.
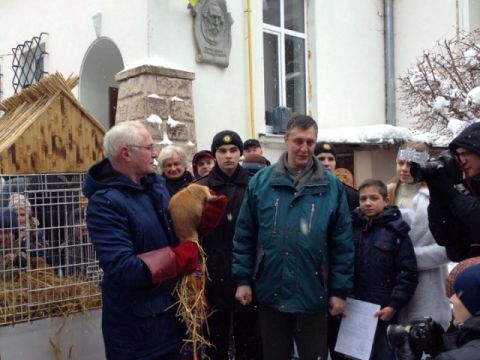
[232,115,354,360]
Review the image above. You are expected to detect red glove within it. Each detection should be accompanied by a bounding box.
[172,241,199,274]
[197,194,228,237]
[138,241,198,284]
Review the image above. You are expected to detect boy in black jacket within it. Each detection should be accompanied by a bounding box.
[350,179,417,360]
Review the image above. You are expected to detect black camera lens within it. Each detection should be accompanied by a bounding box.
[409,150,463,184]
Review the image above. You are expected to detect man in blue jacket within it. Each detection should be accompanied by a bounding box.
[232,115,354,360]
[83,121,198,360]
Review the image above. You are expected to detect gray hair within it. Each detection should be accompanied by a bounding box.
[103,121,145,160]
[158,145,188,174]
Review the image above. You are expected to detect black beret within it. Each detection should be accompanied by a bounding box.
[211,130,243,155]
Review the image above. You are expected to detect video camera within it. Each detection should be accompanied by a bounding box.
[387,317,444,360]
[409,150,463,184]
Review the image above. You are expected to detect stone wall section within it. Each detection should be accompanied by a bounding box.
[115,65,197,163]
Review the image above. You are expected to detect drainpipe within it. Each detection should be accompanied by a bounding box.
[246,0,255,137]
[385,0,396,125]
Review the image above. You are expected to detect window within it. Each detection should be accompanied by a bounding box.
[263,0,306,129]
[12,33,48,93]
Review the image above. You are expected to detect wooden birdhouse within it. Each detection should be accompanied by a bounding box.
[0,73,105,174]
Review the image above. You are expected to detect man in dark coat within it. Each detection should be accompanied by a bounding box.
[196,130,261,360]
[427,122,480,261]
[83,121,199,360]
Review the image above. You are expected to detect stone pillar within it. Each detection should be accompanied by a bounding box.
[115,65,196,154]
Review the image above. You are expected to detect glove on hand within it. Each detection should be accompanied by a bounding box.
[172,241,199,274]
[138,241,199,284]
[197,193,228,237]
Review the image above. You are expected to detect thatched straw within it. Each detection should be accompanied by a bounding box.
[0,72,78,112]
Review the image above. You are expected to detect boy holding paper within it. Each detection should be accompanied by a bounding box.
[349,179,417,359]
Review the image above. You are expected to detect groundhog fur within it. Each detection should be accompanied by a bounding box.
[168,183,213,242]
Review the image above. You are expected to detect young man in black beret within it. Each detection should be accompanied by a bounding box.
[196,130,261,360]
[315,141,359,211]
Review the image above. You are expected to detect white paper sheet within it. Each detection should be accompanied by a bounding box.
[334,297,381,360]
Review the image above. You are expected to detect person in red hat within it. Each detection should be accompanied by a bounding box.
[192,150,215,179]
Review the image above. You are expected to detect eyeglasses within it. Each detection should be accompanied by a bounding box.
[127,144,159,153]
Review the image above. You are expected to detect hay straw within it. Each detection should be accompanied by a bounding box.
[172,242,211,360]
[0,267,101,326]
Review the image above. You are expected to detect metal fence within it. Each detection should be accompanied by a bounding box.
[0,173,102,326]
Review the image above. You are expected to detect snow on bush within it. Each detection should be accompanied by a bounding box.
[399,30,480,137]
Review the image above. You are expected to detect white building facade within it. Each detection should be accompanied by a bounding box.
[1,0,479,181]
[0,2,479,356]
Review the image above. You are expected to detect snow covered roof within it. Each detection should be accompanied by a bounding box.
[314,123,470,148]
[317,124,410,145]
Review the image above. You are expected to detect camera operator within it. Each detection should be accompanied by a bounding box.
[426,122,480,261]
[389,263,480,360]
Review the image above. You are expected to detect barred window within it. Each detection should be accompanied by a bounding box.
[12,33,48,93]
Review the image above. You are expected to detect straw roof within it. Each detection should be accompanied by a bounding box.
[0,72,79,112]
[0,72,104,155]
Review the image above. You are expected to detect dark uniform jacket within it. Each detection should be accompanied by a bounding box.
[196,164,250,311]
[343,183,359,211]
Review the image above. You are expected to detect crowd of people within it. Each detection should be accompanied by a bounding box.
[0,190,93,277]
[81,118,480,360]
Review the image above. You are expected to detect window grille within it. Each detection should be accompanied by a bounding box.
[12,33,48,93]
[0,173,102,326]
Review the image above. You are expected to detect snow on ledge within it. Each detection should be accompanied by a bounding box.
[261,124,453,147]
[317,124,411,144]
[122,56,191,73]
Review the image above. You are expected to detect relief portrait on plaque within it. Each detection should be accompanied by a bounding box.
[192,0,233,67]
